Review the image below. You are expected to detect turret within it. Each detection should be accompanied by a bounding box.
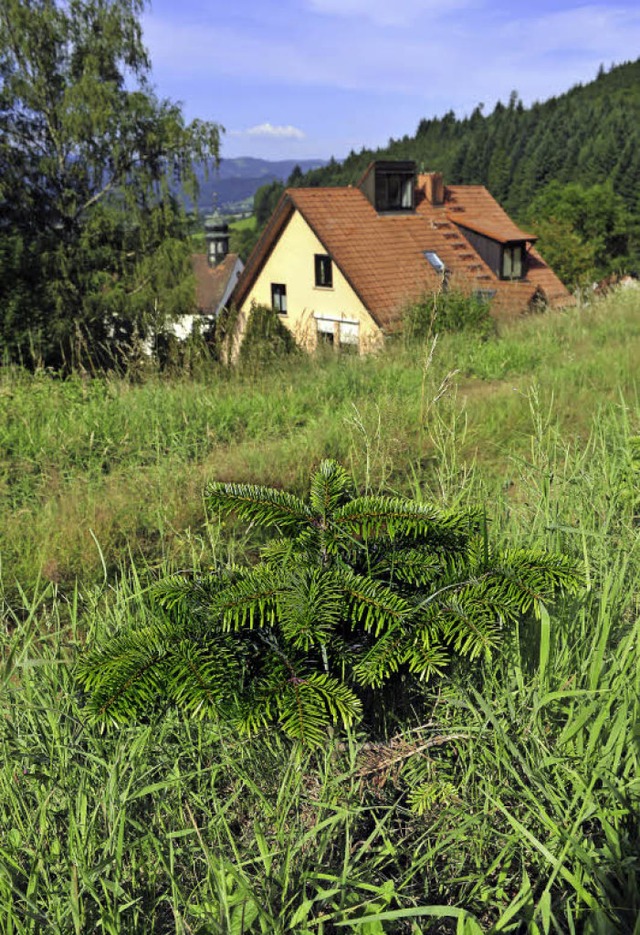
[204,209,229,267]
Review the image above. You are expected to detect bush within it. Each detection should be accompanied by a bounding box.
[404,289,496,342]
[238,301,299,369]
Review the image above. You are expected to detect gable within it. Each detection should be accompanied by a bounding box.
[237,206,382,350]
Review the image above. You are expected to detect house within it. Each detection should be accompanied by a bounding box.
[229,161,573,356]
[172,211,244,341]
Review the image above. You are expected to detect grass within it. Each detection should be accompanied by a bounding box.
[1,289,639,592]
[1,287,640,931]
[229,215,257,232]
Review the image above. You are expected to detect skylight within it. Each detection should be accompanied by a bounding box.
[424,251,446,274]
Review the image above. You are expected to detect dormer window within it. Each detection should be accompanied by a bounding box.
[375,170,414,212]
[502,244,524,280]
[358,160,416,213]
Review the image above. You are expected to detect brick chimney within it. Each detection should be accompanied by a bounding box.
[424,172,445,206]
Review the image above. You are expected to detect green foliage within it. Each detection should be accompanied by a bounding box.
[253,179,285,228]
[3,291,640,931]
[0,0,221,368]
[2,287,640,593]
[238,301,299,369]
[229,219,261,261]
[525,180,640,286]
[294,59,640,281]
[527,215,598,288]
[78,459,582,745]
[403,289,496,342]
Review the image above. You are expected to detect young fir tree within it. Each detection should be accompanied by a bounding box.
[78,461,582,746]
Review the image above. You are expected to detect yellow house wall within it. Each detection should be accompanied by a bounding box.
[238,210,383,354]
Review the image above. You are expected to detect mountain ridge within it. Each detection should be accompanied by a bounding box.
[193,157,328,214]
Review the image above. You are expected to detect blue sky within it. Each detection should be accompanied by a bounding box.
[141,0,640,162]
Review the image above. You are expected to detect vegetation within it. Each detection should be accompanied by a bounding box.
[403,291,496,342]
[229,215,259,262]
[237,301,299,369]
[2,288,640,594]
[78,458,581,742]
[0,0,220,368]
[1,288,640,930]
[1,15,640,921]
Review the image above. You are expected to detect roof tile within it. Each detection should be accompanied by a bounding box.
[192,253,241,313]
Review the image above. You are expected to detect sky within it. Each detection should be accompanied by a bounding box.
[141,0,640,163]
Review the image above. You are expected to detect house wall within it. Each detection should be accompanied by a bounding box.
[237,210,383,355]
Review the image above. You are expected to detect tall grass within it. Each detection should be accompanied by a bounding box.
[2,290,639,592]
[1,288,640,931]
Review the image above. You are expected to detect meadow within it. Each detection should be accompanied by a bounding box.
[1,288,639,932]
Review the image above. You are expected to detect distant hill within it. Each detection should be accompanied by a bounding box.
[193,158,328,214]
[296,59,640,220]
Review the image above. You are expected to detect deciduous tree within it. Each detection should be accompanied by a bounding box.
[0,0,221,366]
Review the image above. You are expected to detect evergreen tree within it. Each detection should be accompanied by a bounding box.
[78,460,582,746]
[292,58,640,248]
[253,180,285,228]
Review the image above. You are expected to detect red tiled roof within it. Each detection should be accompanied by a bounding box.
[443,186,537,243]
[192,252,241,313]
[232,175,573,331]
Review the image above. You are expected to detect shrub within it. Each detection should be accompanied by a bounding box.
[404,289,496,342]
[238,301,299,369]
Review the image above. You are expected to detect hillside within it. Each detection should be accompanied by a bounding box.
[193,157,327,214]
[297,59,640,219]
[2,289,640,931]
[246,60,640,282]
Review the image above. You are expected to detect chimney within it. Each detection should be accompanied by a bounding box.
[204,209,230,267]
[424,172,445,206]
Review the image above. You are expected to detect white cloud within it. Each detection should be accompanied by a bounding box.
[242,122,306,139]
[305,0,473,26]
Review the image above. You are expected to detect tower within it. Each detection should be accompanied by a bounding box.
[204,209,230,267]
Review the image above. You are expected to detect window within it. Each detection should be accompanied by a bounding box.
[271,283,287,314]
[374,170,414,212]
[316,317,359,353]
[316,318,335,348]
[473,289,496,304]
[339,320,359,353]
[424,251,446,274]
[314,254,333,288]
[502,244,524,280]
[318,330,335,347]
